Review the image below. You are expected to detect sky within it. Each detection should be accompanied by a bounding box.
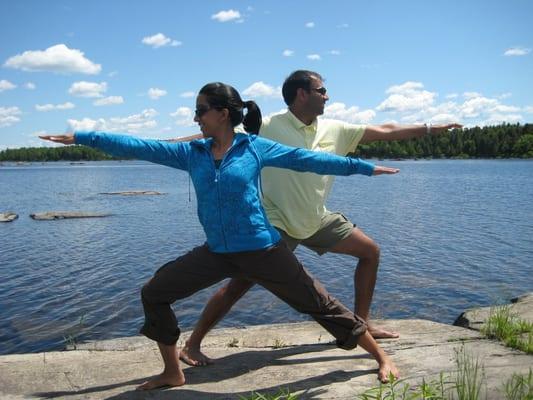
[0,0,532,149]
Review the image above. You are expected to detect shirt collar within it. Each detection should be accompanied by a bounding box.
[286,109,318,131]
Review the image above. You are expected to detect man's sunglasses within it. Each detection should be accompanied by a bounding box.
[311,87,327,95]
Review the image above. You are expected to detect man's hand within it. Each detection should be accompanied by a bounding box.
[39,134,75,145]
[428,123,463,136]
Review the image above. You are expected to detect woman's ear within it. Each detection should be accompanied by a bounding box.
[219,108,230,122]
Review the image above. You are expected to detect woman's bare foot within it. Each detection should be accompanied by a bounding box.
[368,325,400,339]
[179,342,213,367]
[136,370,186,391]
[377,359,400,383]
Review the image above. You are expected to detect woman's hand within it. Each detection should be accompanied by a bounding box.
[39,134,75,145]
[373,165,400,175]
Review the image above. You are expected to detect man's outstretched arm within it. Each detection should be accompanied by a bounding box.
[360,123,462,144]
[164,133,203,142]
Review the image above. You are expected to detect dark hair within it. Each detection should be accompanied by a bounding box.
[281,70,323,106]
[198,82,262,134]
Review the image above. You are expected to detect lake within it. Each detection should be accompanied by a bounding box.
[0,159,532,355]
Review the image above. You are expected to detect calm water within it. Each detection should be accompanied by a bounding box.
[0,160,532,355]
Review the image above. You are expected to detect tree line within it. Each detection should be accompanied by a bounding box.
[1,123,532,162]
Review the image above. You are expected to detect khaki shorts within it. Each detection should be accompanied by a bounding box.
[277,212,355,255]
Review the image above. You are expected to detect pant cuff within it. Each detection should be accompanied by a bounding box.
[336,315,367,350]
[140,322,180,346]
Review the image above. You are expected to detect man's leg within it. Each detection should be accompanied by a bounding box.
[329,227,399,339]
[238,242,399,383]
[180,278,254,366]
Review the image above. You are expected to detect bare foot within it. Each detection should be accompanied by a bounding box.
[377,359,400,383]
[136,370,186,391]
[368,325,399,339]
[179,342,213,367]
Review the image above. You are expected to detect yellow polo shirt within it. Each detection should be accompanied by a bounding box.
[259,110,366,239]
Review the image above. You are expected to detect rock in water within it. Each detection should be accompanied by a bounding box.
[30,211,111,220]
[99,191,164,196]
[0,212,18,222]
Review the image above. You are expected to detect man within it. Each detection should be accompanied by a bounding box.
[178,70,461,366]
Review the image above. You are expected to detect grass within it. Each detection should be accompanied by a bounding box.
[481,305,533,354]
[62,314,86,350]
[503,369,533,400]
[357,346,503,400]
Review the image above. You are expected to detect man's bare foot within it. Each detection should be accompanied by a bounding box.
[136,370,185,391]
[377,359,400,383]
[179,342,213,367]
[368,325,399,339]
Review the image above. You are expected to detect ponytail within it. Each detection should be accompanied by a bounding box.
[242,100,262,134]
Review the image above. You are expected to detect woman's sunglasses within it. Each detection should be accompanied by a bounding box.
[195,105,223,118]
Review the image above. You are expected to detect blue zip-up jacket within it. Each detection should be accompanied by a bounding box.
[75,132,375,253]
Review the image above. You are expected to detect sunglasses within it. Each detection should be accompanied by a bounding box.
[194,106,212,118]
[311,87,327,95]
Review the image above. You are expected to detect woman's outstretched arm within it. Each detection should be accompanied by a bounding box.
[40,132,191,171]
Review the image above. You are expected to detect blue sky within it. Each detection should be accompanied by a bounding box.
[1,0,532,149]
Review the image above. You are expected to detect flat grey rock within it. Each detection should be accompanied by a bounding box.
[454,292,533,330]
[30,211,111,220]
[1,319,531,400]
[99,191,165,196]
[0,212,18,222]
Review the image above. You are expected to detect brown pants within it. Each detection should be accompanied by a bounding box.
[140,241,367,349]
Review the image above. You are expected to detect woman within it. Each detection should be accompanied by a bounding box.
[41,82,400,390]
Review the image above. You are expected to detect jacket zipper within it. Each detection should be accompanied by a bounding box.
[211,155,228,251]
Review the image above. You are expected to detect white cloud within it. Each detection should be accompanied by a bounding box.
[24,82,36,90]
[385,81,424,94]
[305,22,315,28]
[242,81,282,98]
[142,33,182,49]
[0,106,22,127]
[445,93,458,99]
[460,96,499,118]
[282,49,294,57]
[324,102,376,124]
[170,107,194,126]
[377,81,436,112]
[67,108,158,134]
[4,44,101,74]
[180,91,195,98]
[307,54,321,61]
[93,96,124,106]
[35,102,75,111]
[504,47,531,56]
[69,81,107,98]
[525,106,533,114]
[108,71,118,77]
[463,91,482,99]
[211,9,241,22]
[329,50,341,55]
[498,92,512,99]
[0,80,16,92]
[337,23,349,28]
[148,87,167,100]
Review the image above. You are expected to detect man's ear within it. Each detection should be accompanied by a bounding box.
[296,87,308,103]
